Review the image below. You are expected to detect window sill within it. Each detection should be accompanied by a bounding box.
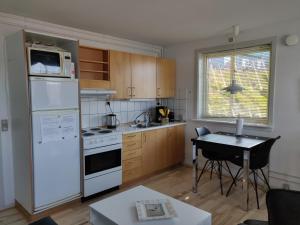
[191,118,274,131]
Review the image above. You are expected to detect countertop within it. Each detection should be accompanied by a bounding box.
[115,122,186,134]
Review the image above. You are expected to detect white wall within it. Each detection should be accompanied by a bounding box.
[165,17,300,190]
[0,12,162,210]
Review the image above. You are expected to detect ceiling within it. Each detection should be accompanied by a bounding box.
[0,0,300,46]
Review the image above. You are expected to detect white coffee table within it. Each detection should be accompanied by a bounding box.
[89,185,211,225]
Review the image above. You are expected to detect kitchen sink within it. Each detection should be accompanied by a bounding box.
[136,122,161,128]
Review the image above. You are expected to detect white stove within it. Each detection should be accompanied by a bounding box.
[82,127,122,198]
[82,128,122,149]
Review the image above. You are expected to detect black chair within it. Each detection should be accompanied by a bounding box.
[195,127,235,195]
[238,189,300,225]
[227,136,281,209]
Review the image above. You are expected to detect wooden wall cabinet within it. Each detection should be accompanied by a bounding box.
[79,46,110,89]
[110,50,132,99]
[80,47,176,99]
[109,51,157,99]
[156,58,176,98]
[131,54,157,99]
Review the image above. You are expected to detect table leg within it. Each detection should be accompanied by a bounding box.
[192,144,198,193]
[241,150,250,211]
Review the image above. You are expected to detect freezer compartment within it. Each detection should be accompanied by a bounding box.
[30,77,79,111]
[31,110,81,209]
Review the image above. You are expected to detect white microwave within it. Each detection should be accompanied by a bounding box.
[27,47,73,77]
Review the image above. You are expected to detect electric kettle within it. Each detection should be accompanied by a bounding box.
[106,113,119,129]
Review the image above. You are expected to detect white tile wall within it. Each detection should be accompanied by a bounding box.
[80,98,157,128]
[80,88,191,129]
[164,88,193,121]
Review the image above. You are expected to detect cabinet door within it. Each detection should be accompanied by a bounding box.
[131,54,156,99]
[155,128,168,170]
[110,50,132,99]
[167,127,177,166]
[167,125,185,165]
[156,58,176,98]
[175,125,185,164]
[141,130,157,175]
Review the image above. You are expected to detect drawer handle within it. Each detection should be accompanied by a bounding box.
[126,134,137,138]
[127,143,137,147]
[126,152,138,157]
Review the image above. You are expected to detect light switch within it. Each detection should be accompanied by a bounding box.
[1,119,8,132]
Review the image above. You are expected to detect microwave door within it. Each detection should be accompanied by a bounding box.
[29,49,62,76]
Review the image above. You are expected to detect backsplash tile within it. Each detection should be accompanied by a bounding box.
[80,88,191,128]
[80,98,156,128]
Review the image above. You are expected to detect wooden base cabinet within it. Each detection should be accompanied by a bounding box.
[171,125,185,164]
[122,125,185,184]
[141,125,185,178]
[122,133,142,183]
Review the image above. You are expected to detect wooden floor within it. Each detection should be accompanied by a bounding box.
[0,166,267,225]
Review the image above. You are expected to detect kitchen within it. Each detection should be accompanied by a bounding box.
[1,1,300,225]
[4,30,186,215]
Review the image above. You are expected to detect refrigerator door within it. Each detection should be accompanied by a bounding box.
[31,109,80,210]
[30,77,79,111]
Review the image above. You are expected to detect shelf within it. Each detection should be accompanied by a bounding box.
[80,69,108,73]
[80,79,110,89]
[80,59,108,64]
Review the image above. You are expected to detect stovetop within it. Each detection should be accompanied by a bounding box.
[81,127,115,137]
[82,127,122,149]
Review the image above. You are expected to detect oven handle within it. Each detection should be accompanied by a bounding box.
[84,144,122,156]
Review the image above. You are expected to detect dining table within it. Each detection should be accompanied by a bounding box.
[191,131,270,211]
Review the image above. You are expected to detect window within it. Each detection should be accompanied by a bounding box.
[199,41,275,126]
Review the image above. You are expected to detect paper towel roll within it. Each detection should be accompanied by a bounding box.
[236,118,244,136]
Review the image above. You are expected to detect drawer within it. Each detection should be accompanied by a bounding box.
[123,147,141,160]
[123,157,142,171]
[123,132,141,143]
[123,140,141,151]
[123,167,142,183]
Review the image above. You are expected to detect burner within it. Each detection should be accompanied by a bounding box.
[98,130,113,134]
[90,127,101,131]
[81,129,87,133]
[83,132,95,137]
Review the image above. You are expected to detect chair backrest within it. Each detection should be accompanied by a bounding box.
[250,136,280,169]
[195,127,211,137]
[267,189,300,225]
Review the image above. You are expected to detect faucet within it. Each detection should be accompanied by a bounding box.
[143,111,151,127]
[134,111,151,126]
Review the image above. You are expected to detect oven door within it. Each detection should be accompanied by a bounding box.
[84,144,122,180]
[28,48,63,76]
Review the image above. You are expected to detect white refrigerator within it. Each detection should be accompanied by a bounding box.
[30,77,81,211]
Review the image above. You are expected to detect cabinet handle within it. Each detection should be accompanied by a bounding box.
[126,134,137,138]
[132,87,136,97]
[157,88,160,97]
[127,143,137,147]
[128,87,132,97]
[127,152,137,157]
[144,134,146,143]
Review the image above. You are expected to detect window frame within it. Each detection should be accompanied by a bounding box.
[195,37,277,127]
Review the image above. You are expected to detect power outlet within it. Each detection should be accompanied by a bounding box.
[283,183,290,190]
